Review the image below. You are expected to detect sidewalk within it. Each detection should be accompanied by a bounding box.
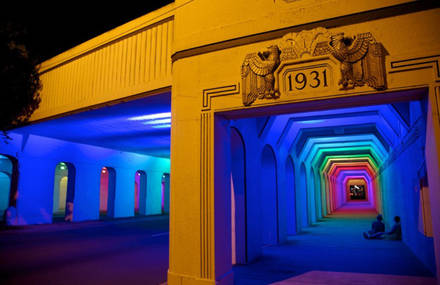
[233,210,435,285]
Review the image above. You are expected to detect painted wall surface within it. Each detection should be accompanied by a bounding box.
[32,4,175,121]
[173,0,414,52]
[0,132,170,225]
[379,103,435,273]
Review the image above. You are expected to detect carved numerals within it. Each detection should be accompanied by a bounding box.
[286,68,329,92]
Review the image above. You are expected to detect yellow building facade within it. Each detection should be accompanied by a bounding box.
[25,1,440,284]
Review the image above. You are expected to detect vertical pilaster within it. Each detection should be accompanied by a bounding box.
[200,112,214,279]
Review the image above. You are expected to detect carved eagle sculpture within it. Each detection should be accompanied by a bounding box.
[241,45,281,106]
[328,33,371,90]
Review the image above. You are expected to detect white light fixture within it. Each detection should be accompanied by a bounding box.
[128,112,171,121]
[151,124,171,129]
[143,118,171,125]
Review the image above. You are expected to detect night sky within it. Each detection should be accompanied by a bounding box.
[2,1,174,63]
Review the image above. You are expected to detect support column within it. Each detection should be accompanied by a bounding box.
[114,168,135,218]
[73,164,101,221]
[168,112,233,285]
[146,171,164,215]
[425,85,440,284]
[16,156,55,224]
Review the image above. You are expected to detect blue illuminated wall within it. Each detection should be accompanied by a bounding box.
[0,132,170,225]
[378,101,435,273]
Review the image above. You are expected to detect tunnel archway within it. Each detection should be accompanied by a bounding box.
[230,127,247,264]
[0,155,18,222]
[260,145,278,245]
[161,173,170,214]
[53,162,76,222]
[100,167,116,218]
[298,162,308,230]
[308,167,317,223]
[135,170,147,215]
[285,156,296,235]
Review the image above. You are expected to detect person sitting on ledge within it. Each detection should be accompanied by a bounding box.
[363,214,385,239]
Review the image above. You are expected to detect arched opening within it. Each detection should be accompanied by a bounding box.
[314,169,323,219]
[230,127,246,264]
[100,167,116,218]
[0,155,13,217]
[53,162,76,222]
[298,163,308,230]
[346,178,368,202]
[0,171,11,217]
[161,173,170,214]
[0,155,19,225]
[308,167,316,223]
[135,170,147,215]
[285,156,296,235]
[260,145,278,245]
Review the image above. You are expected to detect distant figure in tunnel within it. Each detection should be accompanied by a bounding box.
[383,216,402,240]
[363,214,385,239]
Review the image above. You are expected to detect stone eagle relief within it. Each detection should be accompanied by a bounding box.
[241,45,281,106]
[315,32,387,91]
[241,28,387,106]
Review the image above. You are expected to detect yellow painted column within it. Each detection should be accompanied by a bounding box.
[168,110,233,284]
[168,54,233,284]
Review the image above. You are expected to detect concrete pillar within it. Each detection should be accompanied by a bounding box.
[73,164,101,221]
[114,168,135,218]
[16,156,55,224]
[147,171,164,215]
[168,113,233,285]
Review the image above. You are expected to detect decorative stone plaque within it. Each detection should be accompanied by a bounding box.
[241,27,387,106]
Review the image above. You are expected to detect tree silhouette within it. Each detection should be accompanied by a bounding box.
[0,22,41,139]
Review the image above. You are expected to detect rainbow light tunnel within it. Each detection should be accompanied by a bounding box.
[273,103,410,220]
[229,98,435,272]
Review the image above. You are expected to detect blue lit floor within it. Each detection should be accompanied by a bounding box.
[233,211,435,285]
[0,215,169,285]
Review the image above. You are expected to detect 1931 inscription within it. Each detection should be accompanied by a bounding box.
[285,66,330,93]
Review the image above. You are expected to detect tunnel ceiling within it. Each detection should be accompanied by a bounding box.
[261,104,410,164]
[12,93,171,158]
[252,102,416,213]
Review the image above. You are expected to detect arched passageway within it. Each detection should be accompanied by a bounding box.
[298,163,308,230]
[0,155,13,216]
[0,155,18,224]
[260,145,278,245]
[285,156,296,235]
[135,170,147,215]
[228,98,436,283]
[230,127,246,264]
[161,173,170,214]
[100,167,116,218]
[53,162,76,222]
